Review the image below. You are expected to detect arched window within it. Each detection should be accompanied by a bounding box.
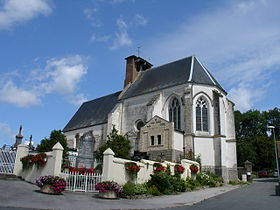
[196,97,208,132]
[169,98,181,130]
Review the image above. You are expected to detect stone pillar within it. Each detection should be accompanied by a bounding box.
[51,142,64,176]
[13,144,29,176]
[14,125,23,149]
[183,85,193,154]
[102,148,115,182]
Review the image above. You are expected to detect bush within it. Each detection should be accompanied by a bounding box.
[122,182,147,197]
[184,178,201,190]
[146,185,161,196]
[147,172,184,194]
[196,172,223,187]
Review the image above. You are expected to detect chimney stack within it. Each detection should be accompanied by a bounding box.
[124,55,152,88]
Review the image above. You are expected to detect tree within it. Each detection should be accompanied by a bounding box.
[95,127,132,161]
[235,108,280,171]
[37,130,69,163]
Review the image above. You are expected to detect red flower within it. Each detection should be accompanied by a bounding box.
[174,164,185,174]
[190,164,199,173]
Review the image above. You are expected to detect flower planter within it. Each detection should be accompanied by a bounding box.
[40,185,58,194]
[99,190,117,199]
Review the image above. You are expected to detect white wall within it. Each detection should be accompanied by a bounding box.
[102,148,199,185]
[13,143,64,183]
[174,131,183,151]
[194,137,215,166]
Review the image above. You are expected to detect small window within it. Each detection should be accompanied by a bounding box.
[151,136,155,145]
[157,135,162,145]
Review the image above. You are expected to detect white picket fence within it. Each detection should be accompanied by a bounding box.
[0,149,16,174]
[60,171,102,192]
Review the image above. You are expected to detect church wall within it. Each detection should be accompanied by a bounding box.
[174,131,183,151]
[64,124,106,151]
[121,83,187,135]
[194,137,215,166]
[107,103,123,135]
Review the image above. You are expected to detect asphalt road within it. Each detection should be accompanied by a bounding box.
[0,178,278,210]
[162,178,280,210]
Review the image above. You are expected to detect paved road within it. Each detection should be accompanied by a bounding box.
[0,178,278,210]
[162,178,279,210]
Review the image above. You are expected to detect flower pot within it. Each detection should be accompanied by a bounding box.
[99,190,117,199]
[40,185,57,194]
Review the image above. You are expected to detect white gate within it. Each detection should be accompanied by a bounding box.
[0,148,16,174]
[60,171,102,192]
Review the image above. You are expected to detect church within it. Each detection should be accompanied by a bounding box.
[63,55,238,182]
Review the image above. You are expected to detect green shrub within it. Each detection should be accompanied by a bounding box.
[146,185,161,196]
[122,182,147,197]
[184,178,201,190]
[147,172,184,194]
[196,172,223,187]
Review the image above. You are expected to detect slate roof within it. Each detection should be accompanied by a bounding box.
[120,56,224,99]
[63,91,121,132]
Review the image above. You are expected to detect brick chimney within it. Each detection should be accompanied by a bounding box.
[124,55,153,88]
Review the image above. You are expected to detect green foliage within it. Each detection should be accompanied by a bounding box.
[36,130,68,164]
[146,185,161,196]
[95,127,132,161]
[122,182,147,197]
[235,108,280,171]
[94,164,102,173]
[147,172,184,194]
[196,172,223,187]
[184,173,223,190]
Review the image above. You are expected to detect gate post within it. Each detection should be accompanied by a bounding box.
[13,144,29,176]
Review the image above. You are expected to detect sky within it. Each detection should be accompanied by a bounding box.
[0,0,279,147]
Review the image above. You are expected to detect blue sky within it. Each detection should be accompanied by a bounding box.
[0,0,279,146]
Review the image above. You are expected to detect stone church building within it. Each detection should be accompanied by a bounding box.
[63,55,238,181]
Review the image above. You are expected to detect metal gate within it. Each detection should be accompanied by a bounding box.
[0,148,16,174]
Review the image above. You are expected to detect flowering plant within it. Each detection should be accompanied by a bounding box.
[125,162,140,179]
[174,164,185,175]
[36,175,66,194]
[62,165,95,174]
[21,153,47,170]
[190,164,199,173]
[95,181,122,195]
[153,163,166,173]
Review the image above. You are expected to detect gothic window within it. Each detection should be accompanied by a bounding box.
[169,97,181,130]
[196,97,209,132]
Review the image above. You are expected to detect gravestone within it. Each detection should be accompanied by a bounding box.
[76,131,95,168]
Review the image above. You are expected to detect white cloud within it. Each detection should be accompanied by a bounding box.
[84,8,101,27]
[110,17,132,50]
[42,55,88,95]
[0,0,52,30]
[146,0,280,111]
[0,80,40,107]
[0,55,88,108]
[228,84,265,112]
[133,14,147,26]
[90,34,111,43]
[67,93,88,106]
